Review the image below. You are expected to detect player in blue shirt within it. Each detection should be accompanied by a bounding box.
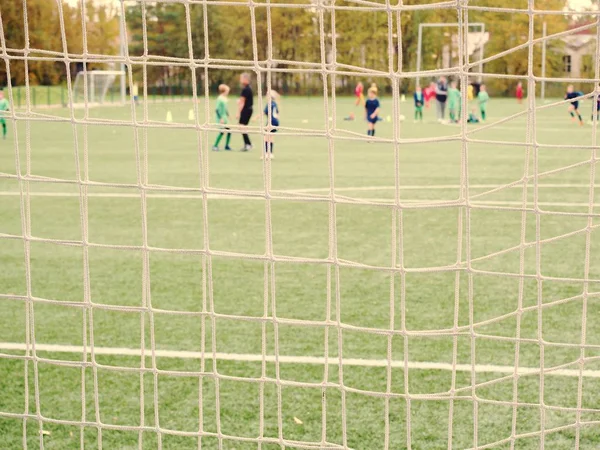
[565,84,583,126]
[365,87,380,137]
[263,90,280,159]
[592,88,600,123]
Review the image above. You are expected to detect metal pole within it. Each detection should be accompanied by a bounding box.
[416,24,423,87]
[91,74,95,103]
[479,24,485,83]
[120,0,126,104]
[541,21,547,101]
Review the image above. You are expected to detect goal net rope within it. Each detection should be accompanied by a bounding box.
[1,0,600,449]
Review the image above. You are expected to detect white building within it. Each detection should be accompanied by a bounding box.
[561,31,597,78]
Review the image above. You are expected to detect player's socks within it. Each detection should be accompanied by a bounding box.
[371,129,376,136]
[1,123,5,138]
[265,141,269,153]
[214,133,224,147]
[481,110,486,121]
[578,113,583,123]
[270,143,274,154]
[570,111,575,118]
[225,133,232,149]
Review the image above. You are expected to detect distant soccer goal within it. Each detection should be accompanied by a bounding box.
[416,22,488,87]
[72,70,125,105]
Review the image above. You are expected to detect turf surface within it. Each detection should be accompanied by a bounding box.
[1,95,600,449]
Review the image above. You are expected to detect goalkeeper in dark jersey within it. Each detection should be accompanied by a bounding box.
[565,84,584,126]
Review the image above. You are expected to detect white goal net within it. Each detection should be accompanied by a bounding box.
[2,0,600,449]
[72,70,124,105]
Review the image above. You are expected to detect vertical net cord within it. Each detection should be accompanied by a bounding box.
[125,1,163,445]
[575,10,600,450]
[457,1,479,448]
[392,4,408,449]
[322,2,336,446]
[509,1,535,448]
[199,0,212,448]
[528,2,546,450]
[384,1,398,449]
[17,0,42,447]
[6,2,600,449]
[76,1,104,447]
[0,3,30,448]
[451,2,468,449]
[200,0,219,447]
[181,2,203,448]
[139,1,151,447]
[262,1,278,448]
[317,1,345,448]
[54,1,90,448]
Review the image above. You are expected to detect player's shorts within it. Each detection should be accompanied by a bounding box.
[266,119,279,132]
[570,102,579,109]
[516,93,523,99]
[415,106,423,112]
[367,116,378,124]
[239,109,253,125]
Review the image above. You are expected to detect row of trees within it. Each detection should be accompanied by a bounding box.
[0,0,582,95]
[1,0,119,86]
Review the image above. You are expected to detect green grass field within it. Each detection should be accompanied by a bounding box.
[2,96,600,449]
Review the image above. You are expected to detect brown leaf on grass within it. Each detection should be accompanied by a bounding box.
[293,416,303,425]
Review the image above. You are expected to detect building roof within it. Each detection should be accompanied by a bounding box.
[562,33,596,49]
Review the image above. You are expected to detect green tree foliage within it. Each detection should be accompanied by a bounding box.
[466,0,569,94]
[0,0,118,86]
[0,0,579,96]
[125,0,320,94]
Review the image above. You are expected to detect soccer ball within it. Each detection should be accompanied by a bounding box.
[399,114,405,122]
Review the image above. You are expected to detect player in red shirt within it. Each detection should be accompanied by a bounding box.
[355,82,364,106]
[423,81,436,109]
[516,81,524,104]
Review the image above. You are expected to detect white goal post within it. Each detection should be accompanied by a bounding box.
[416,22,486,87]
[72,70,126,105]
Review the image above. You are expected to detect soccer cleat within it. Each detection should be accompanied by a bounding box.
[212,146,219,151]
[224,146,232,151]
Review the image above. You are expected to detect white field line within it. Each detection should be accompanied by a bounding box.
[0,190,598,209]
[288,184,595,193]
[0,183,595,196]
[1,342,599,378]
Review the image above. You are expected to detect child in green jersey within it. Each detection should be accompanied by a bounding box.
[0,90,9,139]
[212,84,232,151]
[413,86,424,122]
[477,84,489,121]
[448,81,461,123]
